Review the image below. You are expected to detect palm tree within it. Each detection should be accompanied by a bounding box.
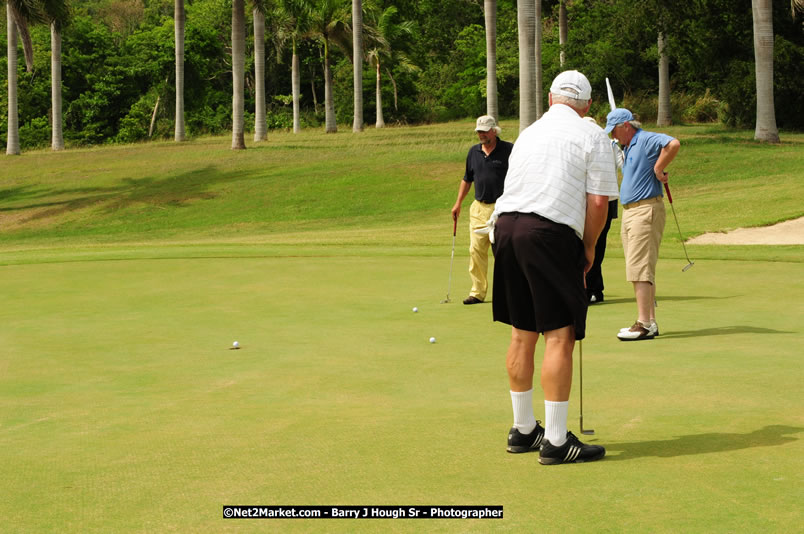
[5,0,38,155]
[276,0,311,133]
[484,0,498,120]
[232,0,246,149]
[517,0,536,131]
[50,20,63,150]
[656,31,671,126]
[558,0,567,67]
[253,0,268,141]
[6,4,21,155]
[364,5,415,129]
[752,0,779,143]
[174,0,185,142]
[534,0,543,119]
[352,0,363,132]
[310,0,349,133]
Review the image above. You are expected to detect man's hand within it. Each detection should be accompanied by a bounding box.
[654,169,669,184]
[451,204,460,221]
[584,245,595,275]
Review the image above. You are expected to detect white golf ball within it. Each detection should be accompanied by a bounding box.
[233,341,239,348]
[412,307,418,313]
[429,337,436,344]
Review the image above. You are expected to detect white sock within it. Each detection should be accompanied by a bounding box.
[544,400,569,446]
[510,390,536,434]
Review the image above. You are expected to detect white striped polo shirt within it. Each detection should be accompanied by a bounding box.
[494,104,620,239]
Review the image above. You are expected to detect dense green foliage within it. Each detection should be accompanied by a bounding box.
[2,0,803,149]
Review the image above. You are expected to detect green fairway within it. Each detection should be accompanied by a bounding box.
[1,123,803,532]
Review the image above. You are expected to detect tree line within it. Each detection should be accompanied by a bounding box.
[3,0,803,154]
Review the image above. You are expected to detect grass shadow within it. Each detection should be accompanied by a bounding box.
[0,166,237,227]
[605,425,802,461]
[658,325,795,338]
[592,295,733,306]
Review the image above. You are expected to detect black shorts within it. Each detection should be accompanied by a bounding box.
[492,213,588,340]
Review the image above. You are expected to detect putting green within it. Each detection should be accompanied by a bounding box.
[1,245,802,532]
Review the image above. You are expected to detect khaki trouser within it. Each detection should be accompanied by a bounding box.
[621,196,666,284]
[469,200,496,300]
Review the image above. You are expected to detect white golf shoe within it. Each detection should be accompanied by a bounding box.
[617,321,659,341]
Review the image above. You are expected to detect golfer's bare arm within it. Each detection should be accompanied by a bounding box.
[582,193,610,273]
[654,139,680,183]
[451,179,472,220]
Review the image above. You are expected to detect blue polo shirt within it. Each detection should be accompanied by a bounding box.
[620,129,675,205]
[463,140,513,203]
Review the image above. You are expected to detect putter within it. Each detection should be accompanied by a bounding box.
[579,340,594,435]
[663,182,695,272]
[441,218,457,303]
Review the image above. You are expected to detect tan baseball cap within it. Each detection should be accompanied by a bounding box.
[475,115,500,132]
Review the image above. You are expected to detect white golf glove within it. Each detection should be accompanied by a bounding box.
[473,212,499,244]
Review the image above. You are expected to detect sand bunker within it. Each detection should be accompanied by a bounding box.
[687,216,804,245]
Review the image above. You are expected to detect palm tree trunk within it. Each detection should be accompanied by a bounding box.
[559,0,567,67]
[254,8,267,141]
[375,61,384,128]
[149,94,161,137]
[292,43,301,133]
[517,0,536,131]
[352,0,363,132]
[6,5,20,155]
[386,67,399,111]
[484,0,498,120]
[310,61,319,114]
[752,0,780,143]
[657,32,672,126]
[231,0,246,149]
[51,22,64,151]
[535,0,543,119]
[174,0,186,142]
[324,41,337,133]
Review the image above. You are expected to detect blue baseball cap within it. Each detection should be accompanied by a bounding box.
[604,108,634,134]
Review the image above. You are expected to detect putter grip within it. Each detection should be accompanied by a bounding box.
[453,218,457,236]
[663,182,673,203]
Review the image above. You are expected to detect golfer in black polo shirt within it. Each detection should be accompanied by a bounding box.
[451,116,513,305]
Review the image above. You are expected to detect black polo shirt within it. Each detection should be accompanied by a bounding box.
[463,139,513,203]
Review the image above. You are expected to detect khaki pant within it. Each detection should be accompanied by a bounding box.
[469,200,496,300]
[621,197,666,284]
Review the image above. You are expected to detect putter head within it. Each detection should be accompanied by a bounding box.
[682,261,694,272]
[580,416,595,435]
[441,297,451,304]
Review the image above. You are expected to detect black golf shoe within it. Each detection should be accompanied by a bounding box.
[538,431,605,465]
[463,296,483,305]
[506,422,545,453]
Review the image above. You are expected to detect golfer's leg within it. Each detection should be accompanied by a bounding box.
[541,325,575,446]
[507,327,540,433]
[507,327,539,392]
[468,201,490,300]
[634,281,653,323]
[540,326,575,401]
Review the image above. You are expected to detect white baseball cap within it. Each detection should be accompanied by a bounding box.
[550,70,592,100]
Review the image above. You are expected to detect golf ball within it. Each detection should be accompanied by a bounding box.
[429,337,436,344]
[413,307,418,313]
[233,341,239,348]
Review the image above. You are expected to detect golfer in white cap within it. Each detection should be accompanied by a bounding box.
[451,115,513,305]
[490,70,619,464]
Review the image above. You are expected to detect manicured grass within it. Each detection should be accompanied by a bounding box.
[1,253,802,532]
[2,122,802,249]
[1,123,803,532]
